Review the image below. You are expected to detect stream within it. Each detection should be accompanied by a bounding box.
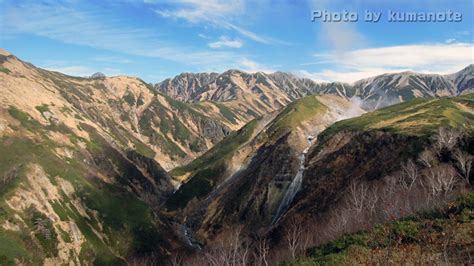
[180,218,202,251]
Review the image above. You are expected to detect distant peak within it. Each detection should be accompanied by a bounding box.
[91,72,106,79]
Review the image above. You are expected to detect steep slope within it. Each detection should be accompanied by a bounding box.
[0,49,242,171]
[351,67,474,110]
[167,95,364,245]
[0,49,229,263]
[265,94,473,263]
[0,104,179,263]
[156,72,219,101]
[447,64,474,94]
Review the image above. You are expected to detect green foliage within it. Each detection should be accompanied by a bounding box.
[0,232,30,264]
[137,95,145,106]
[171,114,191,144]
[131,139,156,159]
[390,220,420,244]
[8,106,42,131]
[267,96,326,139]
[139,108,186,158]
[35,104,50,114]
[74,114,84,121]
[215,103,238,124]
[123,91,136,106]
[25,208,59,257]
[308,232,368,258]
[0,66,11,74]
[172,119,258,176]
[166,162,223,210]
[167,119,260,209]
[293,192,474,265]
[188,140,203,153]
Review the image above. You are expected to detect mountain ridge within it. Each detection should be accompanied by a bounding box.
[156,65,473,111]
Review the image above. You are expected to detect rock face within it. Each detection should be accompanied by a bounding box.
[156,65,474,112]
[157,72,219,101]
[90,72,106,79]
[156,70,339,118]
[350,66,474,109]
[448,64,474,94]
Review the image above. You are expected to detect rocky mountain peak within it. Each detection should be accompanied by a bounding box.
[91,72,106,79]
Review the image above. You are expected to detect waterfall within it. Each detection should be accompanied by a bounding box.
[272,136,314,225]
[181,218,201,250]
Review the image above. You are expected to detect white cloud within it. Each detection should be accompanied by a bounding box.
[445,38,456,44]
[44,66,95,77]
[42,64,123,77]
[208,36,243,49]
[305,43,474,83]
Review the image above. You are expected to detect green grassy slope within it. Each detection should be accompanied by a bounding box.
[318,94,474,144]
[166,119,259,210]
[266,96,327,139]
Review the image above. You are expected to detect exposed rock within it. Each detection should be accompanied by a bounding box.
[90,72,106,79]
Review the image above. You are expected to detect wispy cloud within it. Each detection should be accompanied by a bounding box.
[208,36,243,49]
[3,2,241,67]
[154,0,245,23]
[303,43,473,83]
[153,0,285,45]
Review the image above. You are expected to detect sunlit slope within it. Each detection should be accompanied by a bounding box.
[318,94,474,143]
[0,49,242,170]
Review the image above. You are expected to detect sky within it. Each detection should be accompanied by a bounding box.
[0,0,473,83]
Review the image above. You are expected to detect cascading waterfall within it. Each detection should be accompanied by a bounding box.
[181,218,201,250]
[272,136,314,225]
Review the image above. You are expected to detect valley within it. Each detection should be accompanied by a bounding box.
[0,49,472,265]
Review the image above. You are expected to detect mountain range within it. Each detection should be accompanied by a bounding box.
[0,48,472,265]
[156,65,473,111]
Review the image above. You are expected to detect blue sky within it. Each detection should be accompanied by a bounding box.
[0,0,472,83]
